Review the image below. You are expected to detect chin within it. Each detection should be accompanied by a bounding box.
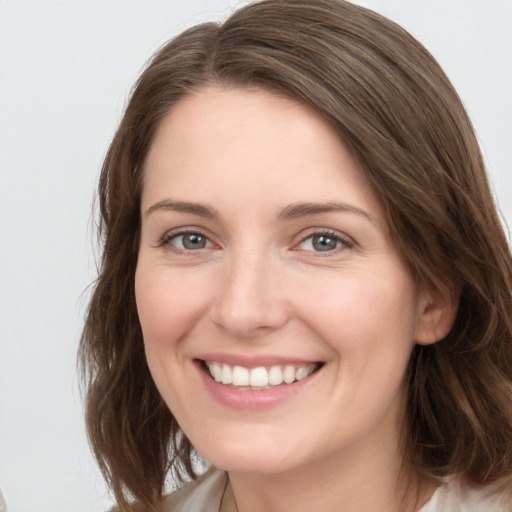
[195,432,303,475]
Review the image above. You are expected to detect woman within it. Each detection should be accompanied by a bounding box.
[80,1,512,511]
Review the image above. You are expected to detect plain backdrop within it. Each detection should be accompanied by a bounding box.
[0,1,510,511]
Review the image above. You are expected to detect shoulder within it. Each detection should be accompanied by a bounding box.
[419,476,511,512]
[160,467,227,512]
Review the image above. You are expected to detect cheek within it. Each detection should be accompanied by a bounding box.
[134,265,209,414]
[134,265,210,347]
[295,269,419,359]
[301,273,418,427]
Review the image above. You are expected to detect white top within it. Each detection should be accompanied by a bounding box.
[418,477,509,512]
[161,467,510,511]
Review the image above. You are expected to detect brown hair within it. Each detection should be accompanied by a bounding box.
[80,0,512,510]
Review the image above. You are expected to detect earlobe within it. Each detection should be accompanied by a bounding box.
[415,286,459,346]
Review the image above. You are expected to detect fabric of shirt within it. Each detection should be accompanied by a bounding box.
[162,468,226,512]
[418,477,509,512]
[161,467,510,511]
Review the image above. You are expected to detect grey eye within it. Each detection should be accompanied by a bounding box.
[174,233,209,250]
[299,233,343,252]
[312,234,339,251]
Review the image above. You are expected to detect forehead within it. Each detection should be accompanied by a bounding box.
[141,85,382,221]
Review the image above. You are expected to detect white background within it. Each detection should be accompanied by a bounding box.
[0,1,510,511]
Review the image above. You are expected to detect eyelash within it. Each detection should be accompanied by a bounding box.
[157,228,215,254]
[295,229,354,255]
[158,228,354,255]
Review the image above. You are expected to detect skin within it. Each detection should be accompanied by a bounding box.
[135,86,456,512]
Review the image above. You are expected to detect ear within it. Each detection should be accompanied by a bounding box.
[415,285,459,346]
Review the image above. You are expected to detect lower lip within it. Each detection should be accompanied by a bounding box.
[196,361,320,411]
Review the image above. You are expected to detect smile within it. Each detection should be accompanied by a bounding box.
[204,361,322,389]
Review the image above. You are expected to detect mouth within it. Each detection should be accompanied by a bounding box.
[199,360,324,390]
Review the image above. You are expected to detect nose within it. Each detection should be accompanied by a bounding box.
[209,250,289,340]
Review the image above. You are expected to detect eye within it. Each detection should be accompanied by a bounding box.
[298,231,351,253]
[162,231,213,251]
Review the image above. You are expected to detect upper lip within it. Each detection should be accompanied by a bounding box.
[196,353,322,368]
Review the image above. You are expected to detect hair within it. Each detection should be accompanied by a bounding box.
[79,0,512,510]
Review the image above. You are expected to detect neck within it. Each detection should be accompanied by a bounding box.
[220,437,437,512]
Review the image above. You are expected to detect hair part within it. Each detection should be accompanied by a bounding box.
[80,1,512,510]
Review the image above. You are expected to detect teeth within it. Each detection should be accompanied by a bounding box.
[268,366,283,386]
[296,366,309,381]
[250,367,268,387]
[207,361,318,388]
[283,365,296,384]
[212,363,223,382]
[232,365,249,386]
[221,364,232,384]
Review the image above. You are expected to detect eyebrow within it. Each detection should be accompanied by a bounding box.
[277,201,376,223]
[144,199,375,223]
[144,199,219,219]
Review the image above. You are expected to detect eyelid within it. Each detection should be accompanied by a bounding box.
[293,228,354,253]
[155,226,354,255]
[157,226,218,251]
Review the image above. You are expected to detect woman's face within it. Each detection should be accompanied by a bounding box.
[135,86,433,475]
